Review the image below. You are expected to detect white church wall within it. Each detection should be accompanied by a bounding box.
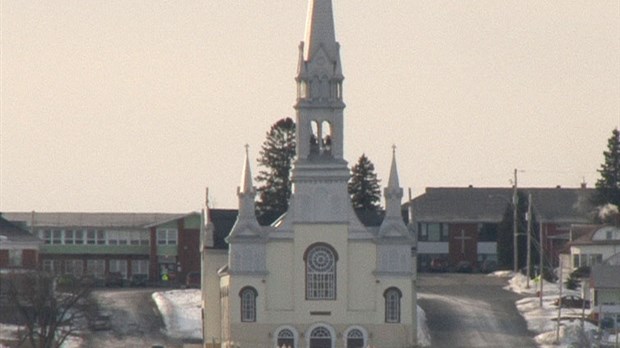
[347,240,376,311]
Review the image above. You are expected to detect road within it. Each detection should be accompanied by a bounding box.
[83,287,184,348]
[418,273,537,348]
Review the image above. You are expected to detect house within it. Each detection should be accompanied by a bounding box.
[3,211,213,283]
[201,1,418,347]
[0,215,42,270]
[589,253,620,324]
[408,186,594,271]
[565,224,620,274]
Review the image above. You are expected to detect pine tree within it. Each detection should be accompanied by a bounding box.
[348,154,381,211]
[593,128,620,207]
[496,191,532,270]
[255,118,296,223]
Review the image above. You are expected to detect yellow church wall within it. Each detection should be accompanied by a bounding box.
[203,250,227,343]
[293,223,350,323]
[347,240,377,312]
[265,240,294,311]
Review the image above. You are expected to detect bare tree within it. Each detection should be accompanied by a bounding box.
[6,271,93,348]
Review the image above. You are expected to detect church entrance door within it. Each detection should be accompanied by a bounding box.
[309,326,332,348]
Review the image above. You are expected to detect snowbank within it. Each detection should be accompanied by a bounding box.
[152,289,202,340]
[504,272,619,347]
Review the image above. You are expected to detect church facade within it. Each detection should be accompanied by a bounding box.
[201,1,417,347]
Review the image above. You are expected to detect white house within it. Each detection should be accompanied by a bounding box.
[589,253,620,325]
[201,1,418,347]
[568,224,620,273]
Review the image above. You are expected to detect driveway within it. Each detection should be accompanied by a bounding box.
[418,273,536,348]
[83,287,184,348]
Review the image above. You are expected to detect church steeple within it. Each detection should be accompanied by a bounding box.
[295,0,345,163]
[227,145,262,240]
[285,0,361,226]
[304,0,337,61]
[379,146,409,238]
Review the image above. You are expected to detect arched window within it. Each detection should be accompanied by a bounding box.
[321,121,332,155]
[277,328,295,348]
[345,328,365,348]
[239,286,257,322]
[305,243,338,300]
[384,287,402,323]
[309,326,332,348]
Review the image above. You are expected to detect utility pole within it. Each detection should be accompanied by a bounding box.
[513,168,519,273]
[539,221,544,308]
[526,193,533,289]
[408,188,418,347]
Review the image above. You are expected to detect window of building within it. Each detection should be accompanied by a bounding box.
[65,260,83,277]
[131,259,149,276]
[8,250,23,267]
[86,259,105,278]
[109,259,128,278]
[305,243,337,300]
[384,287,402,323]
[51,229,62,245]
[239,286,257,322]
[346,328,365,348]
[157,229,178,245]
[418,223,449,242]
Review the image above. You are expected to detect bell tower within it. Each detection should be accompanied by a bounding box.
[287,0,359,226]
[294,0,345,162]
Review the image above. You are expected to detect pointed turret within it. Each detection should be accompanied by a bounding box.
[378,146,409,238]
[227,146,262,240]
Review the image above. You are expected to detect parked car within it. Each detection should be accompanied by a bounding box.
[90,313,111,331]
[186,272,201,288]
[104,272,123,287]
[553,295,590,309]
[455,260,473,273]
[430,258,449,272]
[129,274,148,287]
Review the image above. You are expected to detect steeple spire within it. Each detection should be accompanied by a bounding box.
[304,0,337,61]
[239,144,253,194]
[387,145,400,189]
[379,146,409,238]
[227,146,262,240]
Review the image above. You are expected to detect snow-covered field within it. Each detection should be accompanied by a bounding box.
[152,288,432,346]
[495,271,619,347]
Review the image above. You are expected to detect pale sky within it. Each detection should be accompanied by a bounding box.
[1,1,619,213]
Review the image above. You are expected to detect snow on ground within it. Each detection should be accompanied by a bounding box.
[152,289,202,340]
[153,288,432,346]
[0,324,83,348]
[495,271,619,347]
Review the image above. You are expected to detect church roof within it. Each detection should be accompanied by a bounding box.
[408,187,595,224]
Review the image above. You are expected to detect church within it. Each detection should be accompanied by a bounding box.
[201,1,418,347]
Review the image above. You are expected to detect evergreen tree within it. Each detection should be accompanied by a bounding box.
[496,191,535,270]
[255,118,296,223]
[348,154,381,211]
[593,128,620,207]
